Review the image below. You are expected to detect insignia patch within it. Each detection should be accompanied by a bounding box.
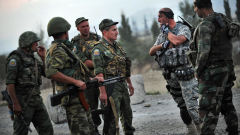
[9,59,16,66]
[94,49,100,55]
[104,50,110,55]
[72,46,77,52]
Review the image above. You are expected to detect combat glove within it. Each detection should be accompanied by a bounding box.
[161,24,170,34]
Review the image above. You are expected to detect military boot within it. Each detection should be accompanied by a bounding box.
[185,122,197,135]
[95,127,101,135]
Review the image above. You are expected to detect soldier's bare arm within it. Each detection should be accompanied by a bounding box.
[149,44,163,56]
[48,72,86,90]
[95,73,108,106]
[7,84,23,116]
[126,77,134,96]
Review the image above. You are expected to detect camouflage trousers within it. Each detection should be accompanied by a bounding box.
[65,103,95,135]
[102,81,135,135]
[84,87,101,127]
[167,72,199,125]
[13,101,53,135]
[199,65,238,135]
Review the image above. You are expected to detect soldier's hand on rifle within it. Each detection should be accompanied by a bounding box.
[92,77,105,83]
[75,80,87,90]
[13,102,23,116]
[128,83,134,96]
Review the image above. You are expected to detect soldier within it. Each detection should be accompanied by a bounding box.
[149,8,200,135]
[5,31,53,135]
[189,0,239,134]
[71,17,101,135]
[92,19,135,135]
[45,17,106,135]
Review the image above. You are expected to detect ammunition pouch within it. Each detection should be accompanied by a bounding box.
[178,47,189,65]
[162,68,171,80]
[175,67,194,81]
[125,57,131,77]
[165,48,178,67]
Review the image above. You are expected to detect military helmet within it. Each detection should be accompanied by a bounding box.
[47,17,71,36]
[19,31,41,48]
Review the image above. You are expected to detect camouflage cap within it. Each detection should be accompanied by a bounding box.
[75,17,88,27]
[19,31,41,48]
[47,17,71,36]
[99,19,118,32]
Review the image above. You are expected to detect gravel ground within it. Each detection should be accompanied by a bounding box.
[0,89,239,135]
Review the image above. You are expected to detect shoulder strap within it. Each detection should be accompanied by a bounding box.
[23,59,38,109]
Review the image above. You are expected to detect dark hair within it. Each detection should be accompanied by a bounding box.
[194,0,212,9]
[159,8,174,19]
[52,32,65,39]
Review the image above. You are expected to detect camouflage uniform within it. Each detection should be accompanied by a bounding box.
[154,22,199,126]
[189,12,239,135]
[72,31,101,127]
[5,46,53,134]
[92,37,135,135]
[45,39,95,135]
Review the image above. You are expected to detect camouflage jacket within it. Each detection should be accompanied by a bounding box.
[71,32,99,62]
[193,12,233,77]
[92,37,127,78]
[5,48,44,106]
[45,39,91,105]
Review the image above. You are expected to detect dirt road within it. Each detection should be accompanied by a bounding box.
[0,88,239,135]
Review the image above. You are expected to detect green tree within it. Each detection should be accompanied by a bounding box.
[224,0,232,20]
[0,54,7,80]
[35,22,49,48]
[118,13,132,42]
[236,0,240,21]
[179,0,200,27]
[151,18,160,40]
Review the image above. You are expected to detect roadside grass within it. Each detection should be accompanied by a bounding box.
[146,91,161,95]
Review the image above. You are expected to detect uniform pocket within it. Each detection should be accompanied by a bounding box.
[199,93,214,109]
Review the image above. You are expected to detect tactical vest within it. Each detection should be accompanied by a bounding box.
[6,49,42,95]
[158,22,190,68]
[97,41,131,78]
[71,33,99,75]
[189,13,233,67]
[46,43,92,91]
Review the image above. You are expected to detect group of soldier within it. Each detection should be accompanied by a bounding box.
[4,0,240,135]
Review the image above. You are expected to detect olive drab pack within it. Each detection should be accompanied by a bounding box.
[157,22,190,68]
[6,49,42,95]
[99,41,131,78]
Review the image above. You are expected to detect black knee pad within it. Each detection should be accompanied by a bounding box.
[180,107,192,125]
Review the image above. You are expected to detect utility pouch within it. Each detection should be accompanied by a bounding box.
[125,57,131,77]
[178,47,189,65]
[186,50,197,67]
[229,20,240,37]
[162,69,171,80]
[159,53,167,68]
[175,67,194,81]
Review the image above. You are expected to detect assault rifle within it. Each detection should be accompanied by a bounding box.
[1,89,32,132]
[50,76,124,110]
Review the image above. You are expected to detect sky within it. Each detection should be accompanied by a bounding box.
[0,0,237,55]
